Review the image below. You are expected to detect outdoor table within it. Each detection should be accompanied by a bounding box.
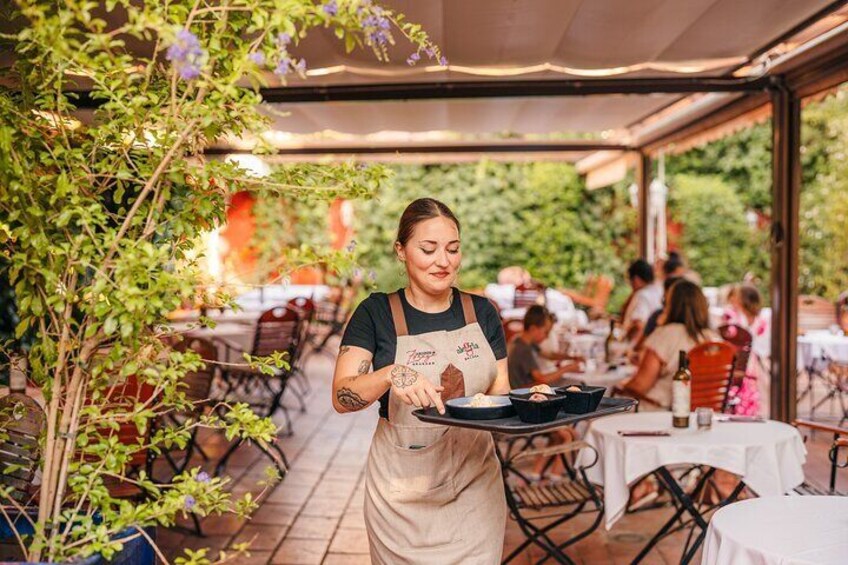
[578,411,806,564]
[797,331,848,367]
[701,496,848,565]
[171,321,255,354]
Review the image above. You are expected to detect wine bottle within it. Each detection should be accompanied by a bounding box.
[672,350,691,428]
[604,319,615,363]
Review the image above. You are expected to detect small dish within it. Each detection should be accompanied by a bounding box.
[508,394,566,424]
[555,385,605,414]
[445,395,516,420]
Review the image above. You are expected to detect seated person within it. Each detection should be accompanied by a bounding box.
[839,290,848,334]
[497,265,532,286]
[656,250,702,285]
[632,276,683,354]
[622,259,663,346]
[507,305,580,389]
[560,274,613,319]
[619,279,719,409]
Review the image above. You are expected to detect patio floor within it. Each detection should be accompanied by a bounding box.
[157,339,840,565]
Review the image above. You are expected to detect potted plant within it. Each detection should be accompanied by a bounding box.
[0,1,439,562]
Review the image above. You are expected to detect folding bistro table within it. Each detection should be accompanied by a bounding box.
[578,411,807,564]
[416,397,637,564]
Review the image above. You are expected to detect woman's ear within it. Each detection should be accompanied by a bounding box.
[394,241,405,262]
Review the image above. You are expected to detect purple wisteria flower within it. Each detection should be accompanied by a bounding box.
[184,495,196,511]
[248,52,266,66]
[439,56,448,67]
[294,58,307,74]
[166,29,205,80]
[196,471,211,483]
[368,270,377,283]
[346,239,357,253]
[322,1,338,16]
[425,47,435,59]
[406,52,420,66]
[363,8,391,47]
[274,57,291,77]
[353,268,363,279]
[277,32,292,47]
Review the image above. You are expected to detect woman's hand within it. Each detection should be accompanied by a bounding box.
[388,365,445,414]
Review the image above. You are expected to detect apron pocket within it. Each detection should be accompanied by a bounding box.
[385,427,457,503]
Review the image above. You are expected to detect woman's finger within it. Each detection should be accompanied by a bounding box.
[425,386,445,415]
[397,390,413,405]
[414,388,431,408]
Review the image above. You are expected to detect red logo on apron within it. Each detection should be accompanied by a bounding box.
[456,341,480,361]
[405,348,437,366]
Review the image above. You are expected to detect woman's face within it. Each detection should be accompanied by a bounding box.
[396,216,461,294]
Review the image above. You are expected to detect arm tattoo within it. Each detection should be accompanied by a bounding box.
[390,365,418,388]
[338,345,351,357]
[357,360,370,376]
[337,387,368,410]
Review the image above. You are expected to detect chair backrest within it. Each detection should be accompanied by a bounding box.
[0,393,45,502]
[514,282,545,309]
[688,341,736,413]
[288,296,316,318]
[718,324,752,376]
[175,337,217,405]
[253,306,301,357]
[798,295,836,334]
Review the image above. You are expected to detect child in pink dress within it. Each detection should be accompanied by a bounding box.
[722,284,770,416]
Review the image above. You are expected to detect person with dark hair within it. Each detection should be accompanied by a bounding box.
[507,305,581,389]
[656,250,702,284]
[632,276,682,353]
[622,258,663,345]
[621,279,719,408]
[332,198,509,563]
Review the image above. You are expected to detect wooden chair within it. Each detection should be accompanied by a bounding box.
[514,282,545,309]
[497,438,603,564]
[155,337,218,479]
[798,295,836,334]
[0,393,44,504]
[689,341,737,413]
[793,419,847,495]
[287,297,316,406]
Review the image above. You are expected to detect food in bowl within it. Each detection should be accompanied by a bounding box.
[565,385,582,392]
[530,384,554,395]
[468,393,496,408]
[528,393,548,402]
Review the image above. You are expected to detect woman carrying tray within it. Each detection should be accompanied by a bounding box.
[331,198,510,564]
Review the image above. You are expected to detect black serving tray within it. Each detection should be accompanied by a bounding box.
[414,397,637,435]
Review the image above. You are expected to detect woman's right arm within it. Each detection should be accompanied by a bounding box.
[331,345,445,414]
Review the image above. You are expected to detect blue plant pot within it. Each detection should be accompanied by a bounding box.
[0,512,156,565]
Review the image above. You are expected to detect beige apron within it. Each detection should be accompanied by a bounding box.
[364,291,507,564]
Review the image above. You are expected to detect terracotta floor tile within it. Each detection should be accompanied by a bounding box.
[321,554,372,565]
[300,497,347,519]
[231,524,289,551]
[287,516,341,540]
[250,503,301,526]
[267,483,314,506]
[328,529,370,555]
[271,538,330,565]
[227,550,274,565]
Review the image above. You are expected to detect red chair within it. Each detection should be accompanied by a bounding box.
[689,341,736,413]
[718,324,752,385]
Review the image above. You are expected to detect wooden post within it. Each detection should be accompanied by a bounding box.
[637,152,651,259]
[769,77,801,423]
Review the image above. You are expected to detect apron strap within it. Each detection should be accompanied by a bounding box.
[460,292,477,326]
[388,292,409,337]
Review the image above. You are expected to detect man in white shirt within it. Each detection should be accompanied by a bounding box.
[622,259,663,345]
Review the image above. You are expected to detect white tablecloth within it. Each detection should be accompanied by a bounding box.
[172,321,255,356]
[702,496,848,565]
[797,331,848,368]
[578,412,807,529]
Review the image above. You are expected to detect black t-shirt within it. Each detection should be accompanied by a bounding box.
[341,288,507,418]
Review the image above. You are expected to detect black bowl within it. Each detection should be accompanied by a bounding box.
[508,394,566,424]
[445,395,516,420]
[555,385,606,414]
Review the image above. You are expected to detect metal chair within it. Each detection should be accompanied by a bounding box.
[286,296,316,409]
[793,419,847,495]
[718,324,753,411]
[0,393,44,504]
[497,437,603,565]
